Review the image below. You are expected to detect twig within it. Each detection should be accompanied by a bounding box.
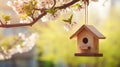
[52,0,56,8]
[31,10,35,21]
[0,20,3,25]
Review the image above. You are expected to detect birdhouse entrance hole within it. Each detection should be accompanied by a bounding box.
[83,37,88,44]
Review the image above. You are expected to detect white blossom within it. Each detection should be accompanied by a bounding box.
[64,24,71,31]
[0,33,38,60]
[19,17,33,23]
[7,1,12,7]
[16,45,22,53]
[41,15,49,22]
[18,33,26,40]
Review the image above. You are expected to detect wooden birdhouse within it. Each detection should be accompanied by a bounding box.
[70,25,105,57]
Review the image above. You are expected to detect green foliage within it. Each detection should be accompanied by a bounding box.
[46,8,58,15]
[97,8,120,67]
[20,14,28,20]
[33,20,101,66]
[33,7,120,67]
[71,3,82,8]
[23,0,37,16]
[0,0,120,67]
[1,13,11,22]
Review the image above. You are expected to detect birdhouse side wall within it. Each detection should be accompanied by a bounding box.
[77,29,94,53]
[91,37,99,53]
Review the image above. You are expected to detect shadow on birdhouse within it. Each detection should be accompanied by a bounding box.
[70,25,106,57]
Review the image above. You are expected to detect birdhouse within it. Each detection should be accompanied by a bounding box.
[70,25,105,57]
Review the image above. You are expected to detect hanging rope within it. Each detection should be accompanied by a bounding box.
[85,1,88,24]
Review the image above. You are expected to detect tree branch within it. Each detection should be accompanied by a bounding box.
[55,0,80,9]
[0,12,47,28]
[0,0,79,28]
[30,12,47,25]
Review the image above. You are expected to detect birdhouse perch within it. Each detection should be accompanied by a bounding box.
[70,24,106,57]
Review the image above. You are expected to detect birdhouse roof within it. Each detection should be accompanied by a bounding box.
[70,25,106,39]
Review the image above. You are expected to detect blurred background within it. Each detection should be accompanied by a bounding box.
[0,0,120,67]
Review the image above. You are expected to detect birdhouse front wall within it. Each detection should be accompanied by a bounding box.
[77,29,97,53]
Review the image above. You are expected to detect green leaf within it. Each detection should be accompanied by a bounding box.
[1,13,11,21]
[20,14,28,20]
[46,8,58,15]
[71,3,81,8]
[23,4,33,16]
[63,14,73,24]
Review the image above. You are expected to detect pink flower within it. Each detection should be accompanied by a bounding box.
[7,0,24,15]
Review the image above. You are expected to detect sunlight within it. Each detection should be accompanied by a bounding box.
[89,0,111,20]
